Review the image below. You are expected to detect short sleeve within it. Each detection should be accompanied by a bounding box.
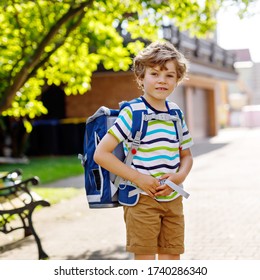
[108,106,133,143]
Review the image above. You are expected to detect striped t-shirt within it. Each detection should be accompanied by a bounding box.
[108,97,193,201]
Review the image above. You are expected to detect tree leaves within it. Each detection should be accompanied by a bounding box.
[0,0,257,119]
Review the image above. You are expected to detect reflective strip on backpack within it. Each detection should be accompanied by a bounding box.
[128,179,190,199]
[161,179,190,199]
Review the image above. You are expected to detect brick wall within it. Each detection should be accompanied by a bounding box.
[65,72,142,118]
[64,70,221,138]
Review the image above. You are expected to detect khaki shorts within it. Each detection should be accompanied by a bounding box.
[123,195,184,255]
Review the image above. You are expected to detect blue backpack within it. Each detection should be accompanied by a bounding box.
[79,98,185,208]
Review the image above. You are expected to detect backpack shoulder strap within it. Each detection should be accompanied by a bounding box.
[166,101,183,121]
[166,100,183,144]
[120,97,148,140]
[114,98,148,186]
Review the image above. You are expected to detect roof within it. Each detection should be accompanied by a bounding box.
[228,49,252,62]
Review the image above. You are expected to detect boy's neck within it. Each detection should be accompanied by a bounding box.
[142,95,167,111]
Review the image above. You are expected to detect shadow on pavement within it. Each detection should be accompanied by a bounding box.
[191,141,228,157]
[0,236,32,255]
[66,245,131,260]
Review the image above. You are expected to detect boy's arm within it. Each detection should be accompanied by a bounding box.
[94,133,136,181]
[155,148,193,197]
[176,148,193,184]
[94,133,160,198]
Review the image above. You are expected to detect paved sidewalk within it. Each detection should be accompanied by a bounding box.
[0,127,260,260]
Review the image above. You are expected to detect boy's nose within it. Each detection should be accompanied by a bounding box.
[158,78,166,84]
[158,75,166,83]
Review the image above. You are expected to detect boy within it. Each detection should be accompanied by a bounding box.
[94,41,193,260]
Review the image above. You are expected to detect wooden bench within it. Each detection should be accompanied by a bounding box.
[0,170,50,259]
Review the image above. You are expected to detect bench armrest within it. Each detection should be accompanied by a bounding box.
[0,176,40,198]
[0,169,23,180]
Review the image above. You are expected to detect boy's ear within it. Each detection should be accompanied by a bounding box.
[137,78,143,88]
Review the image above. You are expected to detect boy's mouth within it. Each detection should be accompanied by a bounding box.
[156,87,168,91]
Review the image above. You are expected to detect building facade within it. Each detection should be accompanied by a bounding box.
[28,25,238,155]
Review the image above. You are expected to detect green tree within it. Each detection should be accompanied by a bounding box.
[0,0,257,156]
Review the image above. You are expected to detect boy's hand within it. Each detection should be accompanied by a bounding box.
[160,172,185,185]
[154,182,173,197]
[154,173,185,197]
[133,173,160,198]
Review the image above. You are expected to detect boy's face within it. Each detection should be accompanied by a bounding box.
[140,60,178,103]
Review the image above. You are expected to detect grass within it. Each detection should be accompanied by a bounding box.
[0,155,84,184]
[35,187,84,205]
[0,155,84,204]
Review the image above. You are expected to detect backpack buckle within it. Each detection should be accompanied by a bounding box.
[144,113,175,121]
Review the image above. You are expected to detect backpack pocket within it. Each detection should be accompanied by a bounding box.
[118,183,140,206]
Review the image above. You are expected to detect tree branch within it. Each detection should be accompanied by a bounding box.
[0,0,94,112]
[28,10,86,80]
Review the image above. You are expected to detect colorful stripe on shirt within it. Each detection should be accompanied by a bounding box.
[108,97,193,201]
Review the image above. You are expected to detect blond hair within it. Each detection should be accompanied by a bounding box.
[133,41,188,86]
